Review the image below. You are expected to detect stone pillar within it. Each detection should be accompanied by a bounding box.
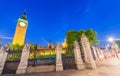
[73,41,85,70]
[95,47,104,60]
[16,43,31,74]
[92,46,99,61]
[56,42,63,71]
[0,44,9,75]
[99,48,104,59]
[111,42,120,58]
[103,47,110,59]
[81,34,96,69]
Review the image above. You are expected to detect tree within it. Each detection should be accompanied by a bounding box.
[66,28,98,55]
[31,44,36,50]
[66,28,98,47]
[10,44,24,51]
[85,29,98,45]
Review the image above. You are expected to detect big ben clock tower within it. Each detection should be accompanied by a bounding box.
[12,12,28,46]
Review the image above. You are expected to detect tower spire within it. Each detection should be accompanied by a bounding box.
[21,9,27,20]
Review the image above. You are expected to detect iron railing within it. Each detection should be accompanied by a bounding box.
[28,45,56,66]
[2,49,22,74]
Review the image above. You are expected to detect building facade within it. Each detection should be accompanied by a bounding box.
[12,12,28,45]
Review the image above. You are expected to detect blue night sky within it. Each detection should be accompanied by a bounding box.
[0,0,120,46]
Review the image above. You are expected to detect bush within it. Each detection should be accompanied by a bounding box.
[10,44,24,51]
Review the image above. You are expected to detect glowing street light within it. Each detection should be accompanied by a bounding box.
[108,37,120,58]
[108,37,114,42]
[107,44,110,47]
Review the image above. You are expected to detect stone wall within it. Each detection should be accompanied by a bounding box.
[27,65,55,73]
[0,37,99,75]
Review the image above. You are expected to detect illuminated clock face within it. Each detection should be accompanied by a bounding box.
[19,22,26,27]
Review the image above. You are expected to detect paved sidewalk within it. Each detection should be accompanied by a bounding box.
[2,58,120,76]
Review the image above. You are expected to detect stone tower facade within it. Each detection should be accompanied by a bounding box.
[12,12,28,46]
